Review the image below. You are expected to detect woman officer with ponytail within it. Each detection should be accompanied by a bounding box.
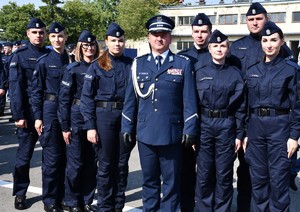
[80,23,135,212]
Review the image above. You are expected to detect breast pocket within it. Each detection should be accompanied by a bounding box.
[98,73,114,95]
[246,78,259,106]
[271,80,288,107]
[137,74,152,90]
[196,80,211,103]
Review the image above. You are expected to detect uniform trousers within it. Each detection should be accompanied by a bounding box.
[64,105,97,207]
[245,114,292,212]
[95,107,134,212]
[13,108,38,196]
[40,101,66,206]
[138,141,182,212]
[195,116,236,212]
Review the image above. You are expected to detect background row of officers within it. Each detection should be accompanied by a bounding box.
[0,2,299,212]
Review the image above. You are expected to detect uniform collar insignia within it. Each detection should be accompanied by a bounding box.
[147,55,151,61]
[169,55,174,62]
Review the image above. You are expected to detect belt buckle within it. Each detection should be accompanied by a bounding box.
[258,108,269,116]
[209,110,220,118]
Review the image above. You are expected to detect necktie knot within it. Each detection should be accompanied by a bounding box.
[156,55,162,70]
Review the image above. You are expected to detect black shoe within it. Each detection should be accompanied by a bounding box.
[114,209,122,212]
[69,207,82,212]
[83,205,96,212]
[290,173,298,191]
[60,201,69,211]
[44,204,62,212]
[14,195,26,210]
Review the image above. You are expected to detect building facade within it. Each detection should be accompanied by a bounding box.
[128,0,300,60]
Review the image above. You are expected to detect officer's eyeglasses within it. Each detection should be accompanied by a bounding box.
[81,43,97,49]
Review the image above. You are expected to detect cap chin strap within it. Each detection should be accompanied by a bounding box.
[132,58,155,99]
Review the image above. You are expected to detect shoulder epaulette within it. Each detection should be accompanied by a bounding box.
[66,62,80,70]
[14,46,28,53]
[36,53,49,62]
[286,60,300,70]
[134,53,149,60]
[177,54,190,61]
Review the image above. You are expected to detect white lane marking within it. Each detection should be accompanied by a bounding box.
[0,180,142,211]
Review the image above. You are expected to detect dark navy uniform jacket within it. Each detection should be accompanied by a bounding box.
[0,55,4,89]
[230,34,294,77]
[0,54,12,89]
[196,60,246,140]
[179,46,211,71]
[245,56,300,140]
[31,50,69,120]
[59,61,90,132]
[9,43,50,120]
[121,52,199,146]
[81,54,133,130]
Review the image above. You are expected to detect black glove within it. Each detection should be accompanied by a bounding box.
[123,132,136,147]
[181,134,197,149]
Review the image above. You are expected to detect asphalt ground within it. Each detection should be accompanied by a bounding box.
[1,104,300,211]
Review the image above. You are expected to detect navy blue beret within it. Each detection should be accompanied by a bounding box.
[49,22,65,34]
[246,2,267,16]
[192,13,212,26]
[146,15,175,33]
[27,18,46,29]
[209,30,228,43]
[78,30,96,42]
[261,21,282,36]
[3,42,13,47]
[106,23,124,37]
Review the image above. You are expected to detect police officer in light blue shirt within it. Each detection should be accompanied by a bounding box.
[9,17,50,210]
[121,15,199,211]
[31,22,69,212]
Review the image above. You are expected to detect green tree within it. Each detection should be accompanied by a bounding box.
[116,0,159,40]
[0,2,39,41]
[158,0,183,5]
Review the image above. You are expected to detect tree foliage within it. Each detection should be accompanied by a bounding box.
[158,0,182,5]
[0,0,164,42]
[0,2,39,41]
[116,0,159,40]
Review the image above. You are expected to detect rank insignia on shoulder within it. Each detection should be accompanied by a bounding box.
[167,68,183,76]
[84,74,93,79]
[178,54,189,60]
[62,80,70,87]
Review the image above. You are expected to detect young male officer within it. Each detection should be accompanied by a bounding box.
[178,13,212,211]
[121,15,198,211]
[9,17,50,210]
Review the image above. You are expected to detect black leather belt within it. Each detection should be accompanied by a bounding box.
[96,101,123,109]
[44,94,58,102]
[200,107,229,118]
[73,98,81,105]
[250,108,290,116]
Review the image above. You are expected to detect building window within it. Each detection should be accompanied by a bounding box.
[178,16,194,25]
[219,14,238,25]
[177,41,194,50]
[208,15,216,25]
[240,14,247,24]
[292,12,300,22]
[268,12,285,23]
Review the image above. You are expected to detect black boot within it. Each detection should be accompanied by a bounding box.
[290,173,298,191]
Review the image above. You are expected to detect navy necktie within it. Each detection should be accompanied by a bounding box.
[155,55,162,70]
